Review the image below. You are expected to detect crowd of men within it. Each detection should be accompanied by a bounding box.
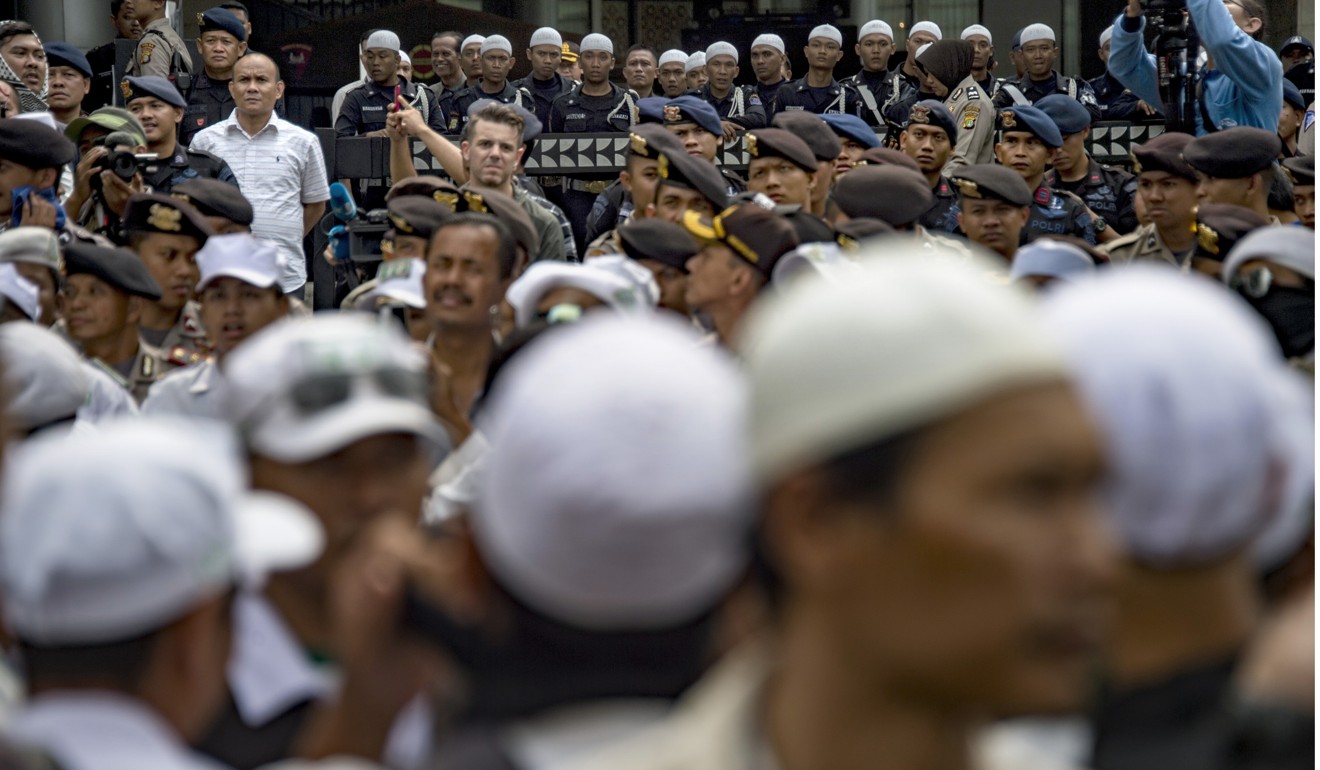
[0,1,1311,769]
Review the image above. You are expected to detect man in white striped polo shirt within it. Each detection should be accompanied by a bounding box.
[191,52,329,297]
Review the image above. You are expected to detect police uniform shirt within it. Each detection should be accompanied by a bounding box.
[1101,222,1191,268]
[696,84,767,129]
[91,340,173,404]
[447,81,534,135]
[755,79,788,116]
[143,145,239,195]
[336,79,445,138]
[139,300,212,366]
[1087,72,1143,121]
[512,73,576,127]
[181,70,235,147]
[130,17,193,80]
[772,78,863,119]
[1024,184,1098,245]
[944,76,997,172]
[549,82,637,133]
[1044,157,1139,235]
[919,176,962,234]
[994,70,1101,121]
[847,69,897,128]
[585,180,630,245]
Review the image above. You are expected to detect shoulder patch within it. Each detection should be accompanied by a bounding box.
[138,41,157,65]
[962,106,979,130]
[749,93,762,107]
[950,88,964,101]
[1034,187,1052,205]
[966,85,980,100]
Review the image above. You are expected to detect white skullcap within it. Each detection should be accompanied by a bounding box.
[1222,226,1315,283]
[580,33,613,54]
[916,42,932,59]
[0,322,87,432]
[1008,240,1095,285]
[685,51,706,73]
[962,24,992,43]
[751,33,786,53]
[706,41,738,63]
[1099,25,1114,48]
[659,48,688,67]
[808,24,843,46]
[1042,267,1313,567]
[0,262,39,321]
[480,35,512,55]
[739,245,1068,484]
[910,21,943,40]
[1,419,324,644]
[859,20,895,41]
[1020,23,1056,45]
[398,50,410,65]
[364,30,400,51]
[460,34,485,50]
[529,27,562,49]
[506,258,657,328]
[474,314,752,630]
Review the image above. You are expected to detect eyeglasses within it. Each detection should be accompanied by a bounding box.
[286,367,429,416]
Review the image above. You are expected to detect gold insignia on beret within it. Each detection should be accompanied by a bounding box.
[1281,165,1297,185]
[120,79,133,102]
[837,233,859,251]
[1196,222,1220,255]
[171,192,191,204]
[629,132,648,156]
[658,152,671,179]
[147,203,182,232]
[999,110,1016,128]
[1129,151,1143,174]
[462,191,487,213]
[953,178,982,198]
[910,104,931,123]
[663,104,682,123]
[434,191,459,209]
[389,211,414,233]
[745,133,759,157]
[196,12,206,26]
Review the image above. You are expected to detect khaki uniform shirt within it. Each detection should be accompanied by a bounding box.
[153,301,211,368]
[1101,223,1189,269]
[89,341,175,405]
[943,75,997,175]
[130,17,193,80]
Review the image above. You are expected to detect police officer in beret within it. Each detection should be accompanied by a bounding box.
[43,42,93,131]
[123,76,238,196]
[129,0,193,84]
[650,148,729,224]
[1187,203,1269,279]
[1282,155,1314,229]
[949,163,1033,260]
[820,113,880,178]
[696,42,767,140]
[0,119,76,233]
[172,177,254,234]
[62,240,170,402]
[1102,132,1201,267]
[771,112,841,218]
[617,217,697,317]
[656,96,745,194]
[181,8,248,147]
[745,128,818,210]
[896,100,960,233]
[1184,127,1284,223]
[584,124,686,256]
[994,105,1097,245]
[122,193,214,365]
[832,164,934,231]
[1038,94,1138,236]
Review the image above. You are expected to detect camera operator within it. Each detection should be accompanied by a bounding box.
[1108,0,1282,134]
[63,107,150,230]
[123,75,237,194]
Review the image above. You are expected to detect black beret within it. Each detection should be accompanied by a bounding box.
[745,128,817,173]
[1193,203,1269,262]
[122,193,213,241]
[682,203,799,281]
[387,196,450,240]
[628,123,685,161]
[903,99,958,141]
[1130,132,1198,181]
[43,42,92,79]
[948,163,1033,206]
[1183,127,1281,179]
[172,178,254,226]
[1283,79,1306,111]
[996,104,1062,147]
[386,175,461,207]
[197,7,248,42]
[835,217,895,250]
[858,146,922,175]
[120,76,186,109]
[780,209,835,244]
[64,242,162,299]
[771,112,841,162]
[1282,155,1315,187]
[618,218,698,272]
[0,118,75,169]
[833,165,934,227]
[656,149,730,210]
[454,187,539,257]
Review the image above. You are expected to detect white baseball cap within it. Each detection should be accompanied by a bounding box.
[505,257,657,329]
[910,21,943,40]
[0,261,39,321]
[859,20,894,41]
[808,24,843,46]
[461,34,486,51]
[0,226,61,273]
[1008,240,1095,285]
[751,34,785,53]
[529,27,562,49]
[1,419,324,645]
[364,30,400,52]
[738,245,1068,484]
[1020,23,1056,46]
[223,314,450,463]
[0,322,87,432]
[196,233,287,292]
[685,51,706,73]
[706,41,738,64]
[659,49,688,67]
[473,314,752,630]
[962,24,992,43]
[580,33,614,55]
[481,35,512,56]
[359,258,425,310]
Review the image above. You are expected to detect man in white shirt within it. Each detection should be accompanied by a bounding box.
[190,53,328,297]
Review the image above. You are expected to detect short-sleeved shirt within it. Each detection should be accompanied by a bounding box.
[190,112,331,291]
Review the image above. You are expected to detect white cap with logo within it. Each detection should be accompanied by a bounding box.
[196,233,287,291]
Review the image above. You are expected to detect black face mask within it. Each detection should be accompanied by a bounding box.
[1246,286,1314,359]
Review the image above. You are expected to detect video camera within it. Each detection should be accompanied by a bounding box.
[88,131,160,193]
[1142,0,1200,133]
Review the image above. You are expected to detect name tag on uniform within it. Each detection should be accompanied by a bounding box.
[363,105,386,114]
[567,112,587,121]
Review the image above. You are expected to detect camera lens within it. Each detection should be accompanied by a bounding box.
[109,150,138,182]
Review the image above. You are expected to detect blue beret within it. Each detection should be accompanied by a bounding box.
[197,7,248,42]
[1036,94,1091,135]
[996,104,1062,148]
[904,99,958,140]
[121,76,186,109]
[820,113,880,148]
[1282,79,1306,110]
[43,42,92,79]
[663,96,722,138]
[637,96,666,124]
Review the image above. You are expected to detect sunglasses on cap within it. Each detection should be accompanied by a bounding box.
[284,367,430,417]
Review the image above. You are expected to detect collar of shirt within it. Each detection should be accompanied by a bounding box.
[8,691,228,770]
[222,109,279,139]
[228,591,338,726]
